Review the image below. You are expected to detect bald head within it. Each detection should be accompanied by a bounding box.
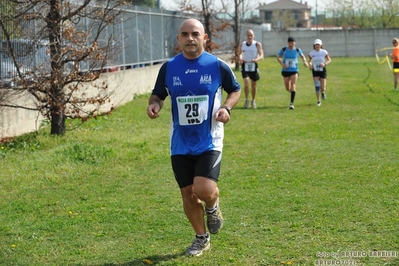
[179,19,205,34]
[246,29,255,43]
[177,19,208,59]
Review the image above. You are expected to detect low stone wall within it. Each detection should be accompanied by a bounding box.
[0,64,162,139]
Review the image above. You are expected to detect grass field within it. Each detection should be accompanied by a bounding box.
[0,57,398,266]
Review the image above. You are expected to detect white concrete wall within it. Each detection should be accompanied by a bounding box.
[262,28,399,57]
[0,88,48,139]
[0,64,162,139]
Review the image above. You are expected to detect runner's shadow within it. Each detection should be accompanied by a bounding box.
[99,252,185,266]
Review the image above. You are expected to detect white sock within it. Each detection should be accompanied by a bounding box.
[206,203,218,213]
[196,233,209,238]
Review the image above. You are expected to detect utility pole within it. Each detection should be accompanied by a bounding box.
[315,0,319,31]
[242,0,245,23]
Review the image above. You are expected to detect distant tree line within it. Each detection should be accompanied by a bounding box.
[319,0,399,28]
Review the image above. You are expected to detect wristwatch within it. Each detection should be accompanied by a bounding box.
[220,106,231,115]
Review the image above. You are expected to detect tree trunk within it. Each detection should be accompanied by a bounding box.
[233,0,241,71]
[48,0,65,135]
[50,107,66,135]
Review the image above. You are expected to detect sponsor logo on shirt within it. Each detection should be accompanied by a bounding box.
[185,69,198,74]
[200,74,212,84]
[173,76,183,86]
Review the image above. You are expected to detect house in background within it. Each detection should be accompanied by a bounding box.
[258,0,312,30]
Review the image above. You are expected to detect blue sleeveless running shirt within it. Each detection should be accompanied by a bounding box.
[278,47,304,73]
[152,52,240,156]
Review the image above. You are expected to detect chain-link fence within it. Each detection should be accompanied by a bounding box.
[0,4,262,83]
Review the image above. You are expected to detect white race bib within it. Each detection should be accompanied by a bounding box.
[312,59,324,71]
[286,59,296,68]
[244,62,256,72]
[176,95,209,126]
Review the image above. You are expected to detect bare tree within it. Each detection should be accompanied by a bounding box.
[175,0,261,71]
[222,0,243,71]
[125,0,155,6]
[220,0,260,71]
[0,0,125,135]
[176,0,230,53]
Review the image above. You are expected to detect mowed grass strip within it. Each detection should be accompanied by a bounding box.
[0,57,398,265]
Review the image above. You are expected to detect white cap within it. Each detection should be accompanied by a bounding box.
[314,39,322,45]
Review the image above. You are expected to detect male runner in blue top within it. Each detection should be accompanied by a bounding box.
[277,37,308,109]
[146,18,241,257]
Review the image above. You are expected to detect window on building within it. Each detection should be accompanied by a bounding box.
[264,11,272,21]
[293,11,299,20]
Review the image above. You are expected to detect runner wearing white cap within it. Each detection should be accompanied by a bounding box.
[308,39,332,106]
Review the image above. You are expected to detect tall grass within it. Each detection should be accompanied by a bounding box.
[0,57,398,265]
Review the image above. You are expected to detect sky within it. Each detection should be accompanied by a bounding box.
[161,0,326,13]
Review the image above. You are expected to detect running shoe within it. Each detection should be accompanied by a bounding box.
[322,93,326,100]
[244,99,249,109]
[317,101,321,106]
[289,103,295,109]
[206,200,223,234]
[185,234,210,256]
[251,100,257,109]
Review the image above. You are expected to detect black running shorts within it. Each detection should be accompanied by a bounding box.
[312,69,327,79]
[281,71,298,77]
[171,150,222,188]
[241,62,260,81]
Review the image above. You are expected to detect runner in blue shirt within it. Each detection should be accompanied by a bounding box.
[146,19,241,257]
[277,37,309,109]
